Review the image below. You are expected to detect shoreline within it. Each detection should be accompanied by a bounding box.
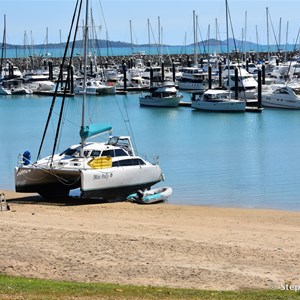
[2,188,299,213]
[1,189,300,291]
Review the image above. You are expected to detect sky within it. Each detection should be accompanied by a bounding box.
[1,0,299,47]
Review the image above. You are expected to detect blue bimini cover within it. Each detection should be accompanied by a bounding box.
[80,123,112,139]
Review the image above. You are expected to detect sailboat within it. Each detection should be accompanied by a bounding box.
[14,0,164,200]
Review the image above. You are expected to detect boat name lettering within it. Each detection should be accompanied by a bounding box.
[93,173,111,180]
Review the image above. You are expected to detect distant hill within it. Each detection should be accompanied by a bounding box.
[191,38,261,50]
[2,39,133,49]
[0,38,290,51]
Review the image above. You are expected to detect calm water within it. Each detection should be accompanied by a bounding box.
[6,44,295,59]
[1,92,300,211]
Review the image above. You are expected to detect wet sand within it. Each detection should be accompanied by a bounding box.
[1,190,300,291]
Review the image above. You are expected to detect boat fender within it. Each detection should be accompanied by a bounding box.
[22,150,31,165]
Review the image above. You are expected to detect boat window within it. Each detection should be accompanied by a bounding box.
[102,149,115,157]
[275,88,289,94]
[60,148,77,156]
[90,150,101,157]
[293,88,300,96]
[107,137,133,155]
[107,136,118,146]
[152,92,162,98]
[115,149,129,156]
[112,158,145,167]
[203,94,212,100]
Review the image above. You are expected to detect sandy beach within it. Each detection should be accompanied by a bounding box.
[0,189,300,291]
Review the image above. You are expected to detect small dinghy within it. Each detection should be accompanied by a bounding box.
[127,186,172,204]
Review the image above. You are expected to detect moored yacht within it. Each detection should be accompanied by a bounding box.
[178,67,214,91]
[222,64,258,99]
[1,78,33,94]
[74,78,115,95]
[23,73,55,92]
[0,82,11,95]
[191,89,246,112]
[1,62,23,79]
[261,84,300,109]
[139,81,183,107]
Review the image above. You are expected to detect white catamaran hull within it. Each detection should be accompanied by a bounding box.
[81,165,162,199]
[15,163,163,200]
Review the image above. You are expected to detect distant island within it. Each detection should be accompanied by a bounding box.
[1,38,293,52]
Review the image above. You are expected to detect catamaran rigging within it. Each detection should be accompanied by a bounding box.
[15,0,164,201]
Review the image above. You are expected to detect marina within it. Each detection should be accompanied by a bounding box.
[1,91,300,211]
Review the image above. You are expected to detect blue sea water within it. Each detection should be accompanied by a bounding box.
[1,92,300,211]
[6,44,295,59]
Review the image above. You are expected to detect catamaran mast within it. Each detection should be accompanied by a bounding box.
[37,0,82,162]
[81,0,89,150]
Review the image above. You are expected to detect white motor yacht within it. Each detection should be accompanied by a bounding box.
[74,78,115,95]
[223,64,258,99]
[178,67,212,91]
[261,84,300,109]
[191,89,246,112]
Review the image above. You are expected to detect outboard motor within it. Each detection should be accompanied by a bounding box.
[22,151,31,165]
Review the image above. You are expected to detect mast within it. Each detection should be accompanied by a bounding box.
[23,31,27,62]
[266,7,270,61]
[38,0,82,161]
[184,31,187,54]
[158,16,161,63]
[30,30,34,69]
[225,0,230,97]
[46,27,48,55]
[244,10,247,60]
[81,0,89,149]
[207,23,210,65]
[256,25,259,53]
[215,18,218,56]
[225,0,229,68]
[1,15,6,75]
[193,10,197,66]
[59,29,62,57]
[147,18,150,55]
[129,19,133,55]
[278,17,282,51]
[285,21,289,62]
